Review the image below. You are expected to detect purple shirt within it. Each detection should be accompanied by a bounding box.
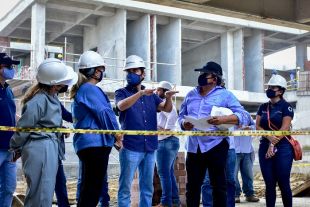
[178,86,251,153]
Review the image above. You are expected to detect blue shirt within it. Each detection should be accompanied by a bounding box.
[257,99,294,131]
[115,85,162,152]
[72,83,119,153]
[178,86,251,153]
[0,83,16,149]
[234,119,255,153]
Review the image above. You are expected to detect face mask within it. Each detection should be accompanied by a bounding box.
[2,67,15,80]
[98,71,103,82]
[126,73,141,86]
[266,88,277,98]
[198,74,213,86]
[58,85,69,93]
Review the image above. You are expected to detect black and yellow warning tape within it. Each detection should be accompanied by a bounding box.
[1,126,310,136]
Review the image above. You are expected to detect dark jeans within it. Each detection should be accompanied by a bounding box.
[201,149,236,207]
[77,147,111,207]
[259,139,293,207]
[76,160,110,207]
[186,139,229,207]
[55,160,70,207]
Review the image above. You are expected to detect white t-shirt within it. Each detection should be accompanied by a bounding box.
[157,105,179,140]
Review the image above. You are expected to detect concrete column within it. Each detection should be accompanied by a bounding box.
[30,2,46,70]
[157,18,182,85]
[221,31,234,90]
[233,29,244,91]
[244,29,264,92]
[96,9,126,79]
[127,14,151,81]
[296,42,308,71]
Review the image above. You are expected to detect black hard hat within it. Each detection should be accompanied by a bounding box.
[194,61,222,76]
[0,53,20,65]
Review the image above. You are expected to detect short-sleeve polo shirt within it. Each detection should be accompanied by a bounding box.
[257,99,294,130]
[115,85,162,152]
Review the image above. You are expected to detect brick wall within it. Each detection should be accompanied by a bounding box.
[131,152,187,207]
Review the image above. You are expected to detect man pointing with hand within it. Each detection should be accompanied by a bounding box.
[115,55,178,207]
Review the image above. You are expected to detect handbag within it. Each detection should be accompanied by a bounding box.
[267,104,302,161]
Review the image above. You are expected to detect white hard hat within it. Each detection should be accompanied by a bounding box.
[78,51,106,70]
[266,74,287,89]
[158,81,173,90]
[124,55,145,71]
[36,58,76,85]
[63,66,78,86]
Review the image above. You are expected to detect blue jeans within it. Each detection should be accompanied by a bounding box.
[235,152,255,197]
[118,148,155,207]
[259,139,293,207]
[55,160,70,207]
[156,136,180,206]
[0,150,16,207]
[201,149,236,207]
[76,160,110,206]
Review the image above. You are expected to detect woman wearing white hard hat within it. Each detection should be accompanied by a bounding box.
[10,58,77,207]
[70,51,120,207]
[256,74,294,207]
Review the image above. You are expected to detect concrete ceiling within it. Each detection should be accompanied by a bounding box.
[1,0,309,55]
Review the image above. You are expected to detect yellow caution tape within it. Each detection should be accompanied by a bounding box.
[1,126,310,136]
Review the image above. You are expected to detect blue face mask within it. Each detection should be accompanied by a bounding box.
[2,67,15,80]
[126,73,141,86]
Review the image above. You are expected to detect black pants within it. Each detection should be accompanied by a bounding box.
[77,146,112,207]
[186,139,229,207]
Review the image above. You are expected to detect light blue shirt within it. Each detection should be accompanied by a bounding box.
[178,86,251,153]
[234,118,255,153]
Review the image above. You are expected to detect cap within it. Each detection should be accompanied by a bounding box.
[0,53,20,65]
[194,61,222,76]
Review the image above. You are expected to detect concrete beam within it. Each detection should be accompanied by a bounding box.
[0,0,34,36]
[93,0,309,34]
[30,2,46,70]
[182,35,220,53]
[47,0,115,16]
[47,5,103,43]
[182,21,229,33]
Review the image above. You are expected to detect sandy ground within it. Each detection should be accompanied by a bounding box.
[15,173,310,207]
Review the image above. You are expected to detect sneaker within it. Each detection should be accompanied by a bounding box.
[246,195,260,202]
[235,197,241,203]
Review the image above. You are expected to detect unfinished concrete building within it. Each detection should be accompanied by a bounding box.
[1,0,310,133]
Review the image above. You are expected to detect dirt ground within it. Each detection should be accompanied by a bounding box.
[15,173,310,207]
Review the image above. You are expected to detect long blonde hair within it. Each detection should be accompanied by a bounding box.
[21,83,52,106]
[70,72,88,99]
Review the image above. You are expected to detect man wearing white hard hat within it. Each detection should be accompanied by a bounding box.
[256,74,294,207]
[155,81,180,207]
[115,55,178,207]
[10,58,77,206]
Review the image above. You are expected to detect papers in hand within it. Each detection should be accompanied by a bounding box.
[184,106,236,131]
[184,115,212,131]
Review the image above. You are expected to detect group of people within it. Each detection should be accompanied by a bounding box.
[0,50,295,207]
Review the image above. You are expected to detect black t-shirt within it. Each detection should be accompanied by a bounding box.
[257,99,294,130]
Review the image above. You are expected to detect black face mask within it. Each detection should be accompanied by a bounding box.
[266,88,277,98]
[58,85,69,93]
[198,74,214,86]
